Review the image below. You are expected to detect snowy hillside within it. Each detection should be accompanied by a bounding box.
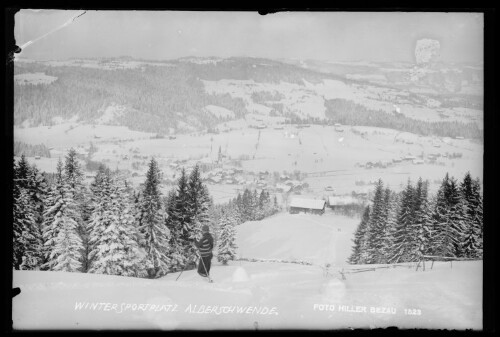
[13,212,482,330]
[236,213,359,266]
[14,56,483,134]
[13,260,482,330]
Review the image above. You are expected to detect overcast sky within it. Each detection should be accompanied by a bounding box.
[14,10,484,63]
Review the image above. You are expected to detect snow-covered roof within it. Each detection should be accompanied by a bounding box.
[328,196,358,206]
[290,198,326,210]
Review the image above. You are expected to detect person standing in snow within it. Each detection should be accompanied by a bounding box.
[194,225,214,277]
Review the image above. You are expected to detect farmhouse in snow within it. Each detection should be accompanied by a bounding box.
[289,198,326,215]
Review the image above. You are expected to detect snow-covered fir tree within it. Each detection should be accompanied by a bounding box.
[50,213,84,272]
[460,173,483,258]
[379,188,397,263]
[429,174,466,258]
[348,205,370,264]
[62,149,89,270]
[187,165,212,244]
[408,178,432,261]
[13,156,46,270]
[217,209,238,265]
[137,158,171,278]
[170,168,191,255]
[88,171,147,277]
[241,189,253,222]
[364,180,387,264]
[164,189,184,272]
[251,190,259,220]
[64,148,84,191]
[41,158,65,269]
[390,180,416,263]
[445,178,468,257]
[13,186,44,270]
[46,181,84,272]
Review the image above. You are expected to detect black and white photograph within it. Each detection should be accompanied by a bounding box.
[9,9,486,330]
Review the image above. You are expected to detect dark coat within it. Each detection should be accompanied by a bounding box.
[195,232,214,257]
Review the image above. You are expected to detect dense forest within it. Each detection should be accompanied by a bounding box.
[349,173,483,264]
[12,150,280,277]
[13,58,325,133]
[14,141,51,157]
[324,98,483,140]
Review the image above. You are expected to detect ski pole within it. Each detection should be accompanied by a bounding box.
[175,254,196,281]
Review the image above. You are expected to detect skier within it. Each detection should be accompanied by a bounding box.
[194,225,214,278]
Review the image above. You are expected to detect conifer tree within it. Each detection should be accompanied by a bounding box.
[13,157,46,270]
[88,174,147,277]
[137,158,170,278]
[187,165,212,242]
[63,149,89,270]
[171,169,191,246]
[41,159,65,267]
[348,205,370,264]
[241,189,253,222]
[217,209,238,265]
[251,189,259,220]
[430,174,462,258]
[64,148,84,191]
[409,178,432,261]
[365,180,386,264]
[13,186,43,269]
[460,174,483,258]
[390,180,416,263]
[446,178,468,257]
[47,182,84,272]
[381,191,399,263]
[235,193,243,221]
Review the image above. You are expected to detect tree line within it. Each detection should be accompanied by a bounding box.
[14,150,274,277]
[324,98,483,140]
[348,172,483,265]
[14,141,51,158]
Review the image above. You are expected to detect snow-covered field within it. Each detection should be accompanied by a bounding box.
[13,211,482,330]
[12,260,482,330]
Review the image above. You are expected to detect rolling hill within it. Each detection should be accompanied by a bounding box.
[13,56,483,139]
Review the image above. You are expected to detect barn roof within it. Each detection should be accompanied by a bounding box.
[290,198,326,210]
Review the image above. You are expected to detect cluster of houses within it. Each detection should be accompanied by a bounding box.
[358,154,430,169]
[275,179,308,193]
[288,195,362,215]
[200,167,309,193]
[202,167,245,185]
[357,151,462,170]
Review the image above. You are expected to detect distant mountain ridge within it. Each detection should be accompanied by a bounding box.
[14,56,483,140]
